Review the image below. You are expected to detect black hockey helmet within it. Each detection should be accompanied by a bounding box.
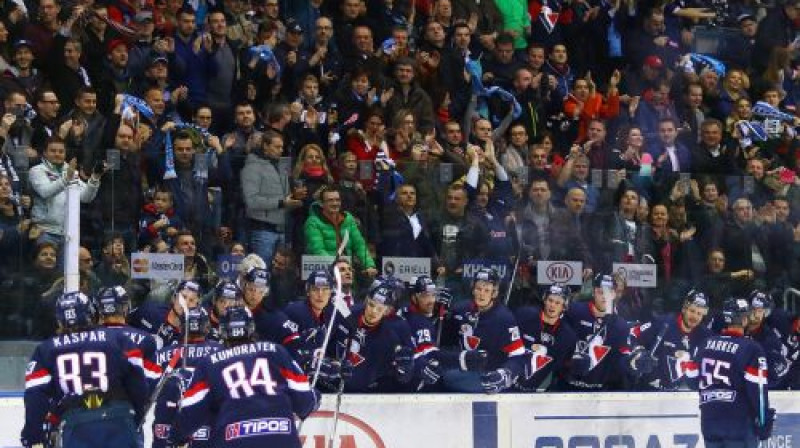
[306,269,333,292]
[411,275,436,295]
[184,306,210,336]
[472,268,500,288]
[683,289,709,309]
[368,282,397,307]
[56,291,95,330]
[214,280,243,304]
[722,297,750,325]
[95,285,130,317]
[220,305,256,341]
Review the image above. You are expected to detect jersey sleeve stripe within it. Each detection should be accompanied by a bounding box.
[681,361,699,378]
[414,343,438,358]
[25,368,52,389]
[143,359,163,379]
[125,348,144,369]
[744,366,768,385]
[282,333,300,345]
[502,339,526,356]
[280,368,311,392]
[180,381,210,408]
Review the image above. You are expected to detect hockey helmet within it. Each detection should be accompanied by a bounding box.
[56,292,95,330]
[306,269,333,292]
[722,297,750,325]
[411,275,437,295]
[220,305,256,340]
[95,285,130,317]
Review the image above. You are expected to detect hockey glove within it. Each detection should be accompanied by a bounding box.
[435,289,453,314]
[393,346,415,382]
[756,408,776,441]
[459,349,488,372]
[481,368,514,394]
[630,348,657,375]
[318,357,343,380]
[421,359,442,385]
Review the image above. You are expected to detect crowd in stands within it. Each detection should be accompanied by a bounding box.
[0,0,799,357]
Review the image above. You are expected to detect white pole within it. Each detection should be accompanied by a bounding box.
[63,174,81,293]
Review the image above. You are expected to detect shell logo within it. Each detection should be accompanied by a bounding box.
[299,411,386,448]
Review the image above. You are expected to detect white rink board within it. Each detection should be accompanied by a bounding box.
[1,392,799,447]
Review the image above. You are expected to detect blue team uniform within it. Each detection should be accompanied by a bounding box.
[632,314,713,390]
[103,323,162,387]
[749,321,789,389]
[284,300,346,358]
[128,301,182,349]
[151,341,224,448]
[22,328,149,448]
[250,304,301,347]
[562,302,634,391]
[170,341,318,448]
[697,328,770,444]
[514,306,577,391]
[332,309,416,393]
[765,309,800,389]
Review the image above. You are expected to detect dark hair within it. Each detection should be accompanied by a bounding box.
[496,32,514,46]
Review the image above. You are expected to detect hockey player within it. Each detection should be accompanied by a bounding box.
[207,280,244,342]
[698,297,775,445]
[96,286,162,385]
[129,280,203,348]
[22,292,148,448]
[513,284,578,392]
[441,268,527,393]
[327,281,418,392]
[561,274,644,391]
[240,267,301,347]
[746,291,790,389]
[283,270,346,369]
[631,290,713,391]
[152,307,223,448]
[169,305,320,448]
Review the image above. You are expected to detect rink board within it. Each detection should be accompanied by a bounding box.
[1,391,799,447]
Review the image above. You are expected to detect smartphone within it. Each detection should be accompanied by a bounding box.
[106,149,121,171]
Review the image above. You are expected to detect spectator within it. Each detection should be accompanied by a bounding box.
[241,131,303,264]
[29,137,102,246]
[384,57,435,131]
[304,185,377,276]
[720,197,768,287]
[563,71,621,143]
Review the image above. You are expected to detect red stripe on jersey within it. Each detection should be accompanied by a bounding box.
[415,343,436,354]
[630,325,642,339]
[25,368,50,381]
[282,333,300,345]
[502,339,524,354]
[126,348,143,359]
[184,380,209,398]
[619,346,632,355]
[143,358,163,375]
[745,365,767,377]
[280,367,309,383]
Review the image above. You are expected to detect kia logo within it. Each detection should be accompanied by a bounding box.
[299,411,386,448]
[546,263,574,283]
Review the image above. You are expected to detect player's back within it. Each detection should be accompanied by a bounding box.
[697,332,766,440]
[191,341,316,447]
[29,328,146,406]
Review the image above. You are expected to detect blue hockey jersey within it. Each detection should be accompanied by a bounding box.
[697,329,770,441]
[563,301,633,390]
[284,300,346,358]
[632,314,712,390]
[152,340,224,448]
[171,341,318,448]
[128,301,182,349]
[22,328,149,445]
[443,301,526,374]
[103,323,162,385]
[514,306,577,391]
[332,310,416,392]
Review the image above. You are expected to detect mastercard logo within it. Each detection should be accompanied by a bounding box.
[132,257,149,273]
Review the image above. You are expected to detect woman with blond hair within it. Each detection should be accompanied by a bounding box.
[716,69,750,119]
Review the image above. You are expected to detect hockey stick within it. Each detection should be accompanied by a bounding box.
[328,332,356,448]
[758,357,766,429]
[309,230,350,389]
[297,231,350,435]
[177,293,190,370]
[504,219,523,307]
[649,323,669,358]
[138,346,183,430]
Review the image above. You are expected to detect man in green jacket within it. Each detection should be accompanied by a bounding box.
[304,185,378,277]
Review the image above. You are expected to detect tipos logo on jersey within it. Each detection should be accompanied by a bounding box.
[154,424,171,440]
[461,324,481,349]
[225,418,291,440]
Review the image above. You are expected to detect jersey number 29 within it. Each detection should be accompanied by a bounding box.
[222,359,278,398]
